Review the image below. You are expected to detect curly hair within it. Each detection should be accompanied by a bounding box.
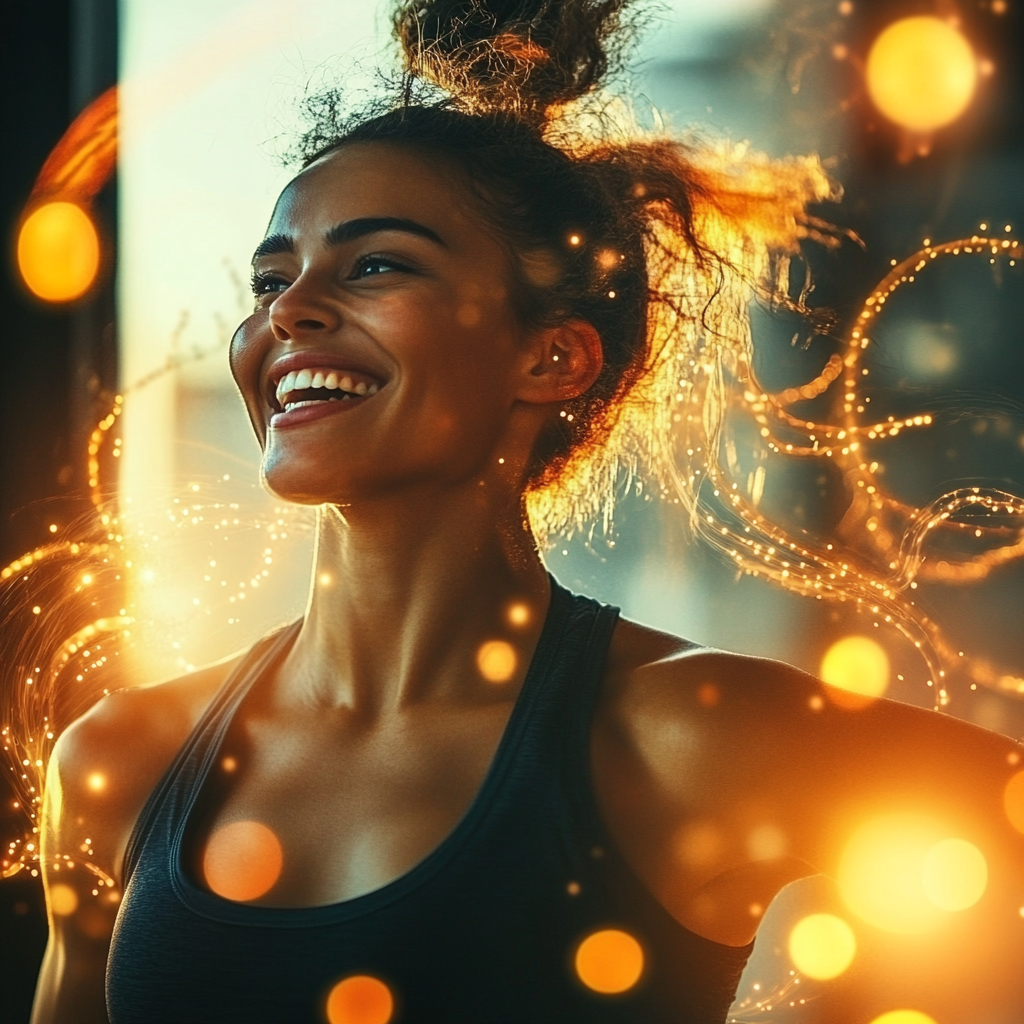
[292,0,834,541]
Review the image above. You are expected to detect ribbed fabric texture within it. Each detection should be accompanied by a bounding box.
[106,579,753,1023]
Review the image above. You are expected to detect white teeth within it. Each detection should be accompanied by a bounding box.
[274,367,382,408]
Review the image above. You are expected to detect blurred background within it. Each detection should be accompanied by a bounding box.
[3,0,1024,1021]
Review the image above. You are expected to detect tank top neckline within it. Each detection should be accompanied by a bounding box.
[163,576,585,928]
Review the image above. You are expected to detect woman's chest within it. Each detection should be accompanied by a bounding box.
[187,701,513,906]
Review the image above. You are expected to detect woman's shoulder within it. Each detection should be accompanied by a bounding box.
[47,653,244,885]
[605,615,817,714]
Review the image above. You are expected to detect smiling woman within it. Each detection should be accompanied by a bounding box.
[28,1,1024,1023]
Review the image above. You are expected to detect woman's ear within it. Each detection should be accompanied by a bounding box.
[515,319,604,405]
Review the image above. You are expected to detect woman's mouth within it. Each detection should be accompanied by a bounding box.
[269,366,382,428]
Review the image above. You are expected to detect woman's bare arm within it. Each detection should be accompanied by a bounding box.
[595,638,1024,948]
[30,661,237,1024]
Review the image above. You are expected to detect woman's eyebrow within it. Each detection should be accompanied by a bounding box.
[324,217,446,248]
[251,233,294,263]
[251,218,446,267]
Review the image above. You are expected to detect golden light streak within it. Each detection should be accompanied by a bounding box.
[574,928,644,994]
[787,913,856,979]
[31,86,117,203]
[866,17,977,132]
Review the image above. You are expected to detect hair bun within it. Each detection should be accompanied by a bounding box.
[394,0,630,122]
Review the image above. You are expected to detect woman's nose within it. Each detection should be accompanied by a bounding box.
[268,277,340,341]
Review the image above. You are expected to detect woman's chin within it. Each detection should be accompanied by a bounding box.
[260,466,352,507]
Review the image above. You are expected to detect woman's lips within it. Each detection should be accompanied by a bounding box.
[268,393,371,429]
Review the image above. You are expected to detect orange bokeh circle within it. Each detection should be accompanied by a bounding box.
[18,201,100,302]
[575,928,644,994]
[326,975,394,1024]
[203,820,283,903]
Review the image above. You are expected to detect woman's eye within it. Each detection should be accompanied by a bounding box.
[251,273,290,299]
[352,256,409,279]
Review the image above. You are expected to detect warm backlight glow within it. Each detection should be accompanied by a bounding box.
[869,1012,938,1024]
[49,882,79,917]
[18,201,100,302]
[921,837,987,911]
[575,928,644,994]
[866,17,977,132]
[839,815,985,932]
[203,820,283,902]
[326,975,394,1024]
[1003,769,1024,833]
[820,635,889,705]
[787,913,856,980]
[476,640,517,683]
[86,772,106,792]
[838,814,942,933]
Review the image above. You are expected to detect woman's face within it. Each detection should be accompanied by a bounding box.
[230,142,534,506]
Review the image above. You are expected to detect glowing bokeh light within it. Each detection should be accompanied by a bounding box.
[921,837,987,911]
[787,913,857,980]
[48,882,79,917]
[838,815,943,933]
[86,772,106,792]
[575,928,644,994]
[1002,769,1024,833]
[507,601,530,626]
[746,823,787,860]
[326,975,394,1024]
[476,640,517,683]
[17,201,100,302]
[869,1012,938,1024]
[820,636,889,706]
[203,820,283,902]
[866,17,977,132]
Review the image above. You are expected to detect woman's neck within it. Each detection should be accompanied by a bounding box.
[273,481,551,715]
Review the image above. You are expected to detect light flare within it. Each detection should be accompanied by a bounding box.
[18,202,101,302]
[476,640,517,683]
[203,820,283,902]
[866,17,978,132]
[787,913,856,979]
[326,975,394,1024]
[574,928,644,994]
[821,635,890,706]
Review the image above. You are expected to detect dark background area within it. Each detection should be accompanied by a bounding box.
[1,1,116,1020]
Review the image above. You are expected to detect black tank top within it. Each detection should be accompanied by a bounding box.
[106,580,753,1023]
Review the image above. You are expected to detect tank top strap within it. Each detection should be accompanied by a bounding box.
[121,620,301,887]
[549,583,622,836]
